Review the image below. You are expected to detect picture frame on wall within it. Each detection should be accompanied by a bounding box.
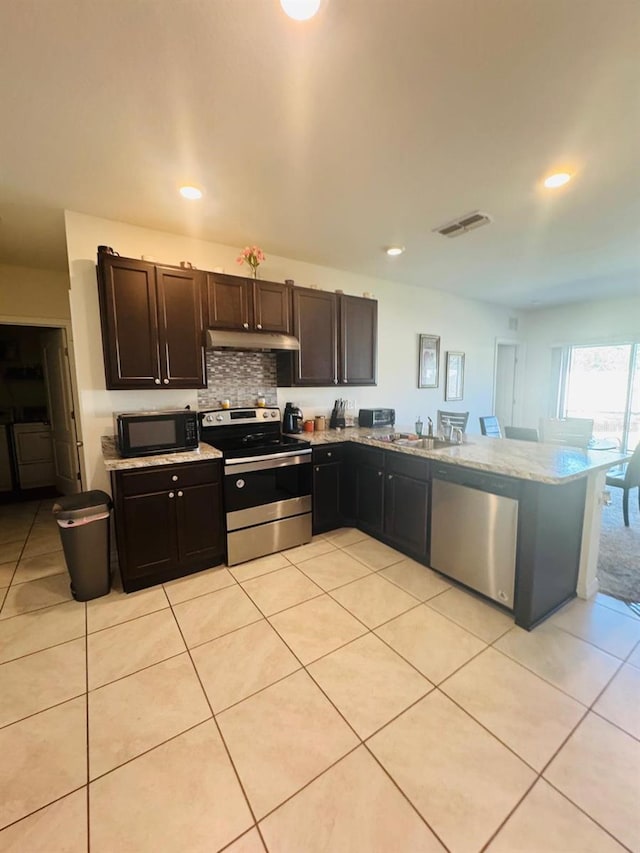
[445,351,465,401]
[418,334,440,388]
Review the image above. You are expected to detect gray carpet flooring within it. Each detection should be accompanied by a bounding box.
[597,485,640,602]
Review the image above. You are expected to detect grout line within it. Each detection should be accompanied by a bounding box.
[0,784,88,837]
[162,590,265,849]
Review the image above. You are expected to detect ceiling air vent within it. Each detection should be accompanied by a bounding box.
[433,210,493,238]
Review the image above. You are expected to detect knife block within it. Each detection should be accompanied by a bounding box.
[329,408,345,429]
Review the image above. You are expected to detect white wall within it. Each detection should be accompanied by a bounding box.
[0,263,70,320]
[65,211,522,492]
[521,295,640,426]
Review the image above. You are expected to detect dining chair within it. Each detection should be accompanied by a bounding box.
[540,417,594,449]
[606,442,640,527]
[437,410,469,435]
[504,426,539,442]
[479,416,502,438]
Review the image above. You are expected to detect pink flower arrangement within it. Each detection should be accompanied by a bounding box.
[236,245,265,278]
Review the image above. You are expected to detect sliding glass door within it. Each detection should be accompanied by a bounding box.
[561,343,639,451]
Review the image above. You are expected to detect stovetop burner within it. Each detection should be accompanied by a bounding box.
[198,406,310,460]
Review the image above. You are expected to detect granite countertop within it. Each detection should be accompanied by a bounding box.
[295,427,630,484]
[101,436,222,471]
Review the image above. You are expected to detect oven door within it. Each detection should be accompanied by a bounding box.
[224,450,312,531]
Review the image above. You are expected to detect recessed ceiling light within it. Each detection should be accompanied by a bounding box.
[543,172,571,189]
[179,185,203,200]
[280,0,322,21]
[385,246,405,256]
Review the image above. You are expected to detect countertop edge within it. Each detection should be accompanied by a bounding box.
[101,436,222,470]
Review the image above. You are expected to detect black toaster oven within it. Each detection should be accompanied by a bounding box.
[358,408,395,428]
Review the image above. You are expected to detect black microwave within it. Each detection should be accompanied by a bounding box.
[116,410,199,458]
[358,408,395,428]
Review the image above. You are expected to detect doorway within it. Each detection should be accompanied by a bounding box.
[493,342,520,429]
[0,321,82,500]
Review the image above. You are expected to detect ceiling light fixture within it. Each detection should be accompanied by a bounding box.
[385,246,405,256]
[280,0,322,21]
[179,185,203,200]
[543,172,571,189]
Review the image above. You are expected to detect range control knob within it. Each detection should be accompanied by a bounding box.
[271,411,278,418]
[216,414,224,422]
[263,411,269,419]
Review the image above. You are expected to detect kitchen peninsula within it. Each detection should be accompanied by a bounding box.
[306,429,628,630]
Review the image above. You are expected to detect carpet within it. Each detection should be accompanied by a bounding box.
[597,485,640,603]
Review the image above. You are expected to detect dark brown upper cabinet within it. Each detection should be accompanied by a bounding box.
[97,254,206,390]
[277,288,377,386]
[340,294,377,386]
[205,272,292,334]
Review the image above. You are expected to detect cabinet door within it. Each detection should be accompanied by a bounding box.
[205,273,251,330]
[97,256,161,389]
[356,464,384,532]
[384,472,429,558]
[156,267,206,388]
[176,481,225,565]
[340,295,377,385]
[312,462,342,533]
[120,491,179,584]
[292,288,338,386]
[253,280,292,333]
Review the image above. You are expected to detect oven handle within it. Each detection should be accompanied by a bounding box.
[225,449,312,474]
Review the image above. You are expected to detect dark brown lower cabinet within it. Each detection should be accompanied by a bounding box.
[383,472,429,559]
[112,460,224,592]
[312,445,345,533]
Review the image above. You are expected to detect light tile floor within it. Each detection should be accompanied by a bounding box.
[0,504,639,852]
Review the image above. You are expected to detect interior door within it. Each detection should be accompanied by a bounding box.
[494,343,518,428]
[41,328,81,494]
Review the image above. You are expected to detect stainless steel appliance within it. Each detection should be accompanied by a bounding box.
[115,409,199,458]
[199,407,312,565]
[282,402,303,434]
[430,464,519,608]
[11,422,55,489]
[358,408,395,428]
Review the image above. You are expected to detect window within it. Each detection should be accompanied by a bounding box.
[558,343,639,451]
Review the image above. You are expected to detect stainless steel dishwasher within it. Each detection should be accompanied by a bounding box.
[430,464,519,608]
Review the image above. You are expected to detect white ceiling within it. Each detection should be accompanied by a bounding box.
[1,0,638,308]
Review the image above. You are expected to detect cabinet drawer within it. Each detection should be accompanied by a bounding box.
[386,451,429,481]
[118,461,221,496]
[313,444,344,465]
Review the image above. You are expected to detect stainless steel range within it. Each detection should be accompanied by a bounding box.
[199,407,312,565]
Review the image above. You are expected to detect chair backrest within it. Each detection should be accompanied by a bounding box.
[437,410,469,434]
[504,426,539,442]
[479,416,502,438]
[624,442,640,487]
[540,417,594,449]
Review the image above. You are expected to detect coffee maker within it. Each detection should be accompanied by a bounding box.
[283,402,303,434]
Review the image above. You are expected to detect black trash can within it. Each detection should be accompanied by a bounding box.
[53,490,113,601]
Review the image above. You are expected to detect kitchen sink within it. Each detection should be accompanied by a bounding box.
[364,434,462,450]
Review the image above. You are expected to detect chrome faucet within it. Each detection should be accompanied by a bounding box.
[427,416,433,438]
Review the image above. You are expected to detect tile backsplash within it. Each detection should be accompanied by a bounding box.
[198,350,278,409]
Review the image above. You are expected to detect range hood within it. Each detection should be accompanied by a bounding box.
[206,329,300,351]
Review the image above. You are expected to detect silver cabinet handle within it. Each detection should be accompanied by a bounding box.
[76,441,83,447]
[171,475,178,482]
[168,492,175,498]
[177,490,183,497]
[163,378,169,385]
[327,451,332,457]
[256,323,262,330]
[342,379,347,383]
[315,466,320,472]
[388,474,393,480]
[333,378,338,385]
[378,471,383,477]
[154,378,161,385]
[243,322,249,329]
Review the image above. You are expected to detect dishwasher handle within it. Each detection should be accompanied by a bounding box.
[431,464,520,499]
